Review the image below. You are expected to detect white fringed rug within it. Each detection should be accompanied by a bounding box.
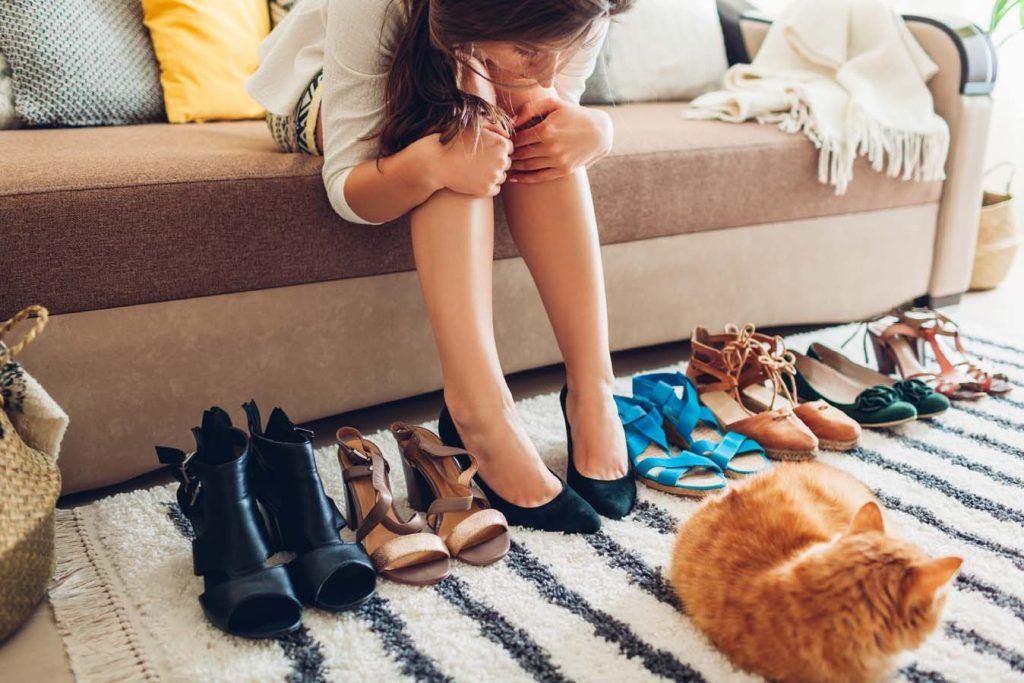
[49,325,1024,682]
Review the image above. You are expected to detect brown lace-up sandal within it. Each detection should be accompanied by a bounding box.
[390,422,510,566]
[337,428,451,586]
[867,310,987,401]
[687,325,819,460]
[737,334,862,451]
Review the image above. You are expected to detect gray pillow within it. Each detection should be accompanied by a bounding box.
[582,0,728,105]
[0,52,17,129]
[0,0,165,127]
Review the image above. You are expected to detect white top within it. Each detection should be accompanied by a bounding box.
[246,0,608,224]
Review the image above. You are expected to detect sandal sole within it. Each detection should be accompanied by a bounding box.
[637,476,723,498]
[816,438,859,452]
[764,448,819,461]
[916,410,949,420]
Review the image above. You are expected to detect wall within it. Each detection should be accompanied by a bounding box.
[752,0,1023,213]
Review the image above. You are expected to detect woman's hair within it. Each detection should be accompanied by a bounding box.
[377,0,633,156]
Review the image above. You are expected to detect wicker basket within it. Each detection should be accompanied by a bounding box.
[0,306,61,642]
[970,163,1020,291]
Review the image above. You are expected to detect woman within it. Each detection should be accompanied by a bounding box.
[247,0,636,533]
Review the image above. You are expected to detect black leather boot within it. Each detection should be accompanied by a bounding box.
[156,407,303,639]
[243,400,376,611]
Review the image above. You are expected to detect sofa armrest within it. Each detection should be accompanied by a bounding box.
[714,2,1000,300]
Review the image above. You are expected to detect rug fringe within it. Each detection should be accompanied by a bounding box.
[49,508,157,682]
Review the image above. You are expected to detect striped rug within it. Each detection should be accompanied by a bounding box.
[49,324,1024,682]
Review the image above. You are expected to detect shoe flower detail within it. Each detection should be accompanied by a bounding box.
[892,379,933,403]
[854,385,900,412]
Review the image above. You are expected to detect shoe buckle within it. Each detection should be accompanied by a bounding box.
[179,451,203,507]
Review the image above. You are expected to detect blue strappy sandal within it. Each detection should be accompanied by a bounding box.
[613,395,726,497]
[632,372,770,478]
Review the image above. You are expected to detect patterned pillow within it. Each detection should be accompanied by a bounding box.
[0,0,165,127]
[0,52,17,129]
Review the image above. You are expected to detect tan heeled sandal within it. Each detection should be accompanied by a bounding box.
[866,310,988,401]
[390,422,510,566]
[874,308,1009,397]
[687,325,821,460]
[337,428,451,586]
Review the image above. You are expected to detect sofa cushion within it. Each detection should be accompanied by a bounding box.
[0,102,942,317]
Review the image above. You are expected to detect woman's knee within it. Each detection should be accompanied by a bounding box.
[459,57,497,106]
[412,187,493,225]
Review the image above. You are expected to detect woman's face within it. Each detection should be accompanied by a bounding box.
[473,40,577,88]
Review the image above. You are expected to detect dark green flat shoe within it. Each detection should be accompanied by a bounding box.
[792,351,918,427]
[560,384,636,520]
[807,343,950,419]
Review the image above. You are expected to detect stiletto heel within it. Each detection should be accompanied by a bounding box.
[391,421,511,564]
[560,384,636,519]
[337,427,451,586]
[437,401,601,534]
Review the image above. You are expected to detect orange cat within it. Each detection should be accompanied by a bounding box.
[672,462,961,683]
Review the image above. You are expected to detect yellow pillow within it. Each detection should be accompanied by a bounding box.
[142,0,270,123]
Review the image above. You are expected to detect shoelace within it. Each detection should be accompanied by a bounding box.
[757,339,799,409]
[720,323,761,402]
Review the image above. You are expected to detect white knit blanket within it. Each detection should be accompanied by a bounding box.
[684,0,950,194]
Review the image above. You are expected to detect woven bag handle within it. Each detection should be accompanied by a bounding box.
[0,305,49,408]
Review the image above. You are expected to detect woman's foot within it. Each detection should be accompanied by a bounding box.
[564,377,629,480]
[443,386,563,508]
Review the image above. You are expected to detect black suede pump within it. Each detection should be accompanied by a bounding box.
[437,400,601,534]
[560,384,636,520]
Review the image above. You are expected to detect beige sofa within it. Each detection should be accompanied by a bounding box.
[0,5,998,495]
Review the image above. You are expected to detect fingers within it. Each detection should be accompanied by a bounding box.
[509,157,552,172]
[512,97,561,128]
[510,144,544,161]
[507,167,568,184]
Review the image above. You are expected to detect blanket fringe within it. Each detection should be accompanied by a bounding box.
[774,102,948,195]
[48,508,158,682]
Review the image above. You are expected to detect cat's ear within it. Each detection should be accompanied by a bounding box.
[847,501,885,535]
[904,556,963,605]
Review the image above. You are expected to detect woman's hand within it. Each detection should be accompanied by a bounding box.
[508,98,613,184]
[429,124,513,197]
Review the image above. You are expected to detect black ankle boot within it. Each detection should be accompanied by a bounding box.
[438,400,601,534]
[243,400,376,612]
[560,384,636,520]
[156,407,303,639]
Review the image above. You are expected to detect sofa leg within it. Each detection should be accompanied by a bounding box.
[914,293,963,309]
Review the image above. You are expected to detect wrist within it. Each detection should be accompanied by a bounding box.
[409,133,447,194]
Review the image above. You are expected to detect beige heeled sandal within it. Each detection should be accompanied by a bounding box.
[337,428,451,586]
[390,422,510,566]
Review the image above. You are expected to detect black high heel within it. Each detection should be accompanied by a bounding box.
[437,400,601,534]
[155,407,303,639]
[242,400,376,611]
[560,384,636,519]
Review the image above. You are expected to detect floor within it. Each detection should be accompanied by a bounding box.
[2,258,1020,682]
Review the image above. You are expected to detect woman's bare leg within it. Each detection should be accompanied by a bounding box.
[407,65,561,507]
[497,89,627,480]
